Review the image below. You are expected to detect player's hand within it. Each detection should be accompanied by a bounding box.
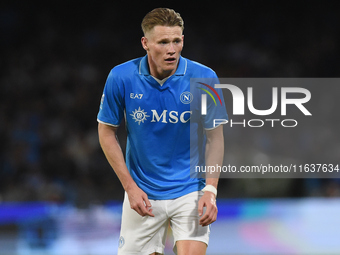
[198,191,217,226]
[126,184,155,217]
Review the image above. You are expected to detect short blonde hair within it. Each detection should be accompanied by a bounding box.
[141,8,184,35]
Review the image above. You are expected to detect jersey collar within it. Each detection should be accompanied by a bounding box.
[139,55,187,76]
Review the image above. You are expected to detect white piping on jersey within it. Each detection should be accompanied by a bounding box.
[183,58,187,74]
[97,119,120,127]
[139,59,142,75]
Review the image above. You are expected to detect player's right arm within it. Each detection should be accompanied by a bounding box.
[98,122,154,217]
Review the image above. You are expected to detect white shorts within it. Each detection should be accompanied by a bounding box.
[117,191,210,255]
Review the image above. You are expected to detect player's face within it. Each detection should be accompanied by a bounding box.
[142,25,184,80]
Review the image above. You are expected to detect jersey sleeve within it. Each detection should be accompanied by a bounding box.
[97,69,125,126]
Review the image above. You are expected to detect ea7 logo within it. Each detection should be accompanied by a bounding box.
[130,93,143,99]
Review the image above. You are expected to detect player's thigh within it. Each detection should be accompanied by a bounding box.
[169,191,210,251]
[118,193,168,254]
[176,240,207,255]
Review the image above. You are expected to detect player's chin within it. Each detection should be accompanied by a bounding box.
[162,67,176,75]
[163,61,177,70]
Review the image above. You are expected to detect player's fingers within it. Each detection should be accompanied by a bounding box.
[135,207,144,216]
[130,201,142,215]
[206,209,217,225]
[199,205,210,224]
[141,195,155,217]
[141,206,154,217]
[198,199,204,217]
[200,206,217,226]
[129,199,153,217]
[132,202,153,217]
[200,216,212,226]
[143,194,152,208]
[200,214,212,226]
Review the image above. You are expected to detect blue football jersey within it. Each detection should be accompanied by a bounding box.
[97,55,228,200]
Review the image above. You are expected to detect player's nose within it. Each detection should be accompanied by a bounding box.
[167,43,176,54]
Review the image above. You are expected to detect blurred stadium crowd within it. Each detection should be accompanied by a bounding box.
[0,2,339,207]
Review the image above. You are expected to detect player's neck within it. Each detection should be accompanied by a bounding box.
[150,67,174,80]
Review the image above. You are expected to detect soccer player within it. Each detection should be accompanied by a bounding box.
[97,8,228,255]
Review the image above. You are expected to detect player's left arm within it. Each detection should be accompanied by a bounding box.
[198,124,224,226]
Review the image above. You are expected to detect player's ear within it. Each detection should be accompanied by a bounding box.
[141,37,149,51]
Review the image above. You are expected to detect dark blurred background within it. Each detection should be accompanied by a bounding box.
[1,0,339,208]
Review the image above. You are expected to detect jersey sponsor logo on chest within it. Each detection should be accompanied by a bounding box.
[130,108,192,124]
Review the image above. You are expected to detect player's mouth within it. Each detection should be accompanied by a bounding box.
[165,57,176,64]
